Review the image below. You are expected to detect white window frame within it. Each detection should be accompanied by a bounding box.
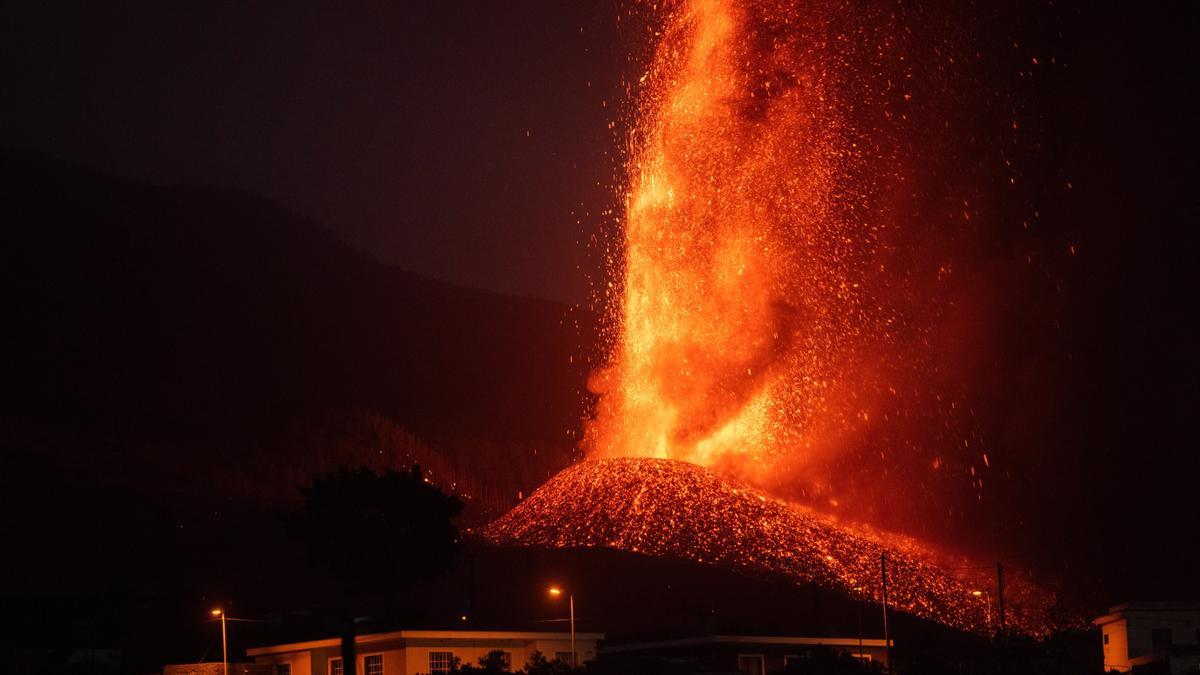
[428,651,456,675]
[554,651,576,667]
[328,657,344,675]
[361,652,385,675]
[275,664,292,675]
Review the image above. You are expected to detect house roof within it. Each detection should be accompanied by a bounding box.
[1094,601,1200,627]
[247,630,605,656]
[601,635,891,654]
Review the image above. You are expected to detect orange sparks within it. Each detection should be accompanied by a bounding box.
[585,0,891,487]
[484,458,1066,636]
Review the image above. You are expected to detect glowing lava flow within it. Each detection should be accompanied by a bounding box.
[586,0,891,485]
[485,458,1060,635]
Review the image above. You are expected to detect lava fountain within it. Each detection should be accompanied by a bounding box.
[586,0,897,488]
[488,0,1070,636]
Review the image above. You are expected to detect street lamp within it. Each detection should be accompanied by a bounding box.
[548,587,575,667]
[211,609,228,675]
[971,590,992,630]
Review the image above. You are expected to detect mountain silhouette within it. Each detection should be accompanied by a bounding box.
[1,148,604,533]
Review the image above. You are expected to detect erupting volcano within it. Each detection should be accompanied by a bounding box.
[489,0,1069,635]
[485,458,1059,635]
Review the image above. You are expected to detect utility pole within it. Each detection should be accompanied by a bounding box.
[881,554,892,674]
[997,563,1006,635]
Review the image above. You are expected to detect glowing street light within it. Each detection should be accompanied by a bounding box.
[211,609,228,675]
[970,590,992,629]
[547,586,575,666]
[208,608,263,672]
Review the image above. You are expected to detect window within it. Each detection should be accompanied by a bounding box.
[737,655,764,675]
[554,652,576,667]
[1103,633,1110,645]
[429,652,455,675]
[363,654,383,675]
[276,665,291,675]
[498,653,512,672]
[329,658,343,675]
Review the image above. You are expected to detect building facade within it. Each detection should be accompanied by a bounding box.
[247,630,603,675]
[600,634,891,674]
[1095,602,1200,673]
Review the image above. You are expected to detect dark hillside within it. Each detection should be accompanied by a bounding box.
[1,149,596,447]
[0,150,600,607]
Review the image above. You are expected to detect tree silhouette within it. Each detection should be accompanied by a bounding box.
[289,465,464,675]
[456,649,514,673]
[522,650,575,675]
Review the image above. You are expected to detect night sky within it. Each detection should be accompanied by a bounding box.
[2,2,629,303]
[4,2,1196,301]
[3,0,1199,623]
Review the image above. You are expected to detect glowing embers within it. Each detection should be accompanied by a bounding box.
[484,458,1060,636]
[586,0,884,483]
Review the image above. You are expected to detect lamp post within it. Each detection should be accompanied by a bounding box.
[548,587,575,666]
[211,609,228,675]
[971,590,993,632]
[852,586,864,659]
[880,554,891,675]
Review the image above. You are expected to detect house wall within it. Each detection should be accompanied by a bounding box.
[1101,620,1130,670]
[528,638,597,666]
[254,649,312,675]
[1099,608,1200,672]
[713,643,887,671]
[278,642,407,675]
[1125,613,1199,658]
[405,640,523,674]
[404,637,597,673]
[254,637,600,675]
[307,646,334,675]
[602,640,888,673]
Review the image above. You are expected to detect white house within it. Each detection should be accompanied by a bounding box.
[247,630,603,675]
[1094,601,1200,673]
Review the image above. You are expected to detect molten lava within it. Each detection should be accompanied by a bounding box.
[586,0,898,487]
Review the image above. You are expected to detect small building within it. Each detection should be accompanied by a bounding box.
[600,634,891,674]
[1094,601,1200,673]
[246,630,604,675]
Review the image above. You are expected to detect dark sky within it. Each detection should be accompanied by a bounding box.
[4,1,1196,310]
[2,2,629,303]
